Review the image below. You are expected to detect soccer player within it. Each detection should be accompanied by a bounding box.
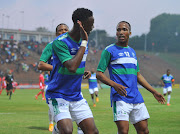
[35,71,45,100]
[12,81,18,93]
[46,8,98,134]
[88,68,99,107]
[161,69,174,106]
[96,21,166,134]
[5,70,14,99]
[38,23,69,132]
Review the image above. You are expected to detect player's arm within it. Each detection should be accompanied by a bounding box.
[38,43,53,71]
[96,50,127,96]
[137,72,166,104]
[53,20,88,73]
[38,61,53,71]
[63,21,88,73]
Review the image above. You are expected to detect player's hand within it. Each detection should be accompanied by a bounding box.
[153,92,166,104]
[83,71,91,79]
[77,20,88,41]
[113,83,127,97]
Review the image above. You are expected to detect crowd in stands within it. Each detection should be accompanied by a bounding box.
[0,40,47,75]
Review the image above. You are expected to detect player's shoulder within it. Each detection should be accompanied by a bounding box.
[162,74,166,77]
[56,32,68,41]
[105,43,116,51]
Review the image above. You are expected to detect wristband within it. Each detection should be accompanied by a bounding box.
[80,40,88,47]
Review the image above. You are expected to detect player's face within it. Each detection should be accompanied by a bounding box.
[56,25,69,36]
[167,71,170,75]
[82,16,94,35]
[116,22,131,44]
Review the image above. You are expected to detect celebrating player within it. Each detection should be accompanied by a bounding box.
[46,8,98,134]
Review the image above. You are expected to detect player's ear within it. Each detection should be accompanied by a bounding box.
[129,31,132,36]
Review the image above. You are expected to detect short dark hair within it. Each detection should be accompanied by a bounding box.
[56,23,69,33]
[72,8,93,24]
[118,21,131,31]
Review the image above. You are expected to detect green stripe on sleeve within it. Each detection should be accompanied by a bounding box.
[97,50,111,72]
[58,67,85,75]
[52,40,72,64]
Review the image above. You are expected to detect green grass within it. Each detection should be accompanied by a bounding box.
[0,87,180,134]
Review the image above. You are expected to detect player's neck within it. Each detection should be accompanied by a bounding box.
[68,26,81,42]
[116,42,128,47]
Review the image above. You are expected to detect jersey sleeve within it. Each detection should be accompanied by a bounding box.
[137,61,140,72]
[40,43,52,62]
[52,40,72,64]
[97,50,111,73]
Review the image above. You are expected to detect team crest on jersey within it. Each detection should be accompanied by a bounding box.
[118,53,124,56]
[71,48,77,53]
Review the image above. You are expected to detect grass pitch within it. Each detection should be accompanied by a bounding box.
[0,87,180,134]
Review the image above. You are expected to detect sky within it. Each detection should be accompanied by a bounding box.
[0,0,180,37]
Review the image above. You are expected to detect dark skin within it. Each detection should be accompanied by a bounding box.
[97,22,165,134]
[57,17,98,134]
[64,17,94,73]
[38,24,91,77]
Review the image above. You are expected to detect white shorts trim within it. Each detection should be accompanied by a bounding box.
[163,86,172,94]
[89,87,98,94]
[112,101,150,124]
[48,98,93,124]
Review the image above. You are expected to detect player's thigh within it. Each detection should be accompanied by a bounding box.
[57,118,73,133]
[115,120,129,134]
[112,101,132,122]
[70,99,94,125]
[89,88,94,94]
[163,88,167,94]
[167,86,172,93]
[48,98,71,123]
[133,119,149,134]
[94,87,99,92]
[129,103,150,124]
[79,117,98,134]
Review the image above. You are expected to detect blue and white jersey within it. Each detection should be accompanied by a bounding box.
[46,33,88,101]
[161,74,174,88]
[88,73,98,89]
[97,44,144,104]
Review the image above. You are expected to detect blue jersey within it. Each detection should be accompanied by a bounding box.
[88,73,98,89]
[161,74,174,88]
[46,33,88,101]
[97,44,144,104]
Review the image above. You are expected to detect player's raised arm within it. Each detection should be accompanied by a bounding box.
[63,15,94,73]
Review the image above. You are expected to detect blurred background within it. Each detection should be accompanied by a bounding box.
[0,0,180,88]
